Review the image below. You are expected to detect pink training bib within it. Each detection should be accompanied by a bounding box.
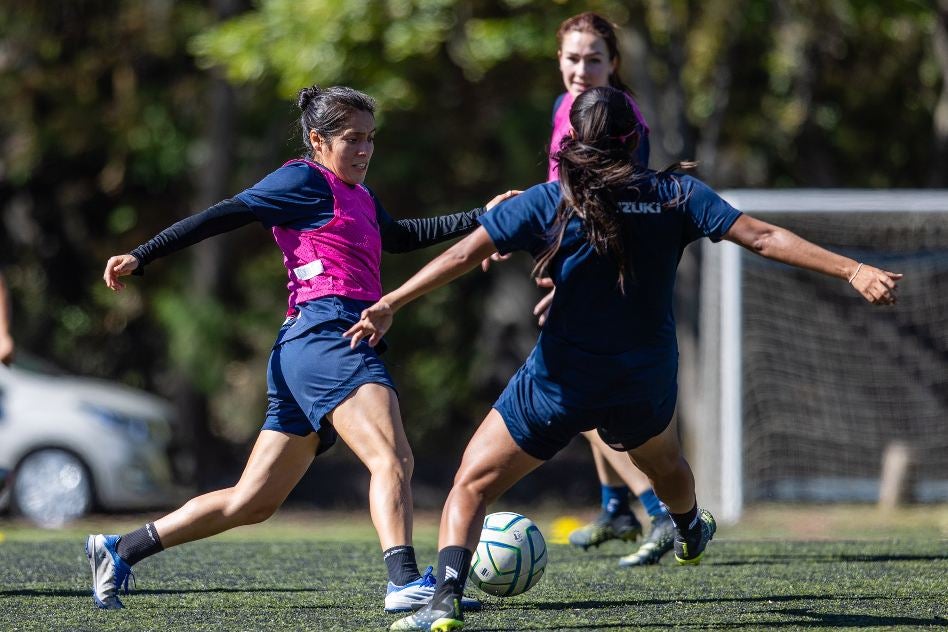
[547,91,650,182]
[271,159,383,315]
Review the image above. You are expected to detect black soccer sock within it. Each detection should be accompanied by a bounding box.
[115,522,164,566]
[383,545,421,586]
[435,546,473,598]
[669,503,699,534]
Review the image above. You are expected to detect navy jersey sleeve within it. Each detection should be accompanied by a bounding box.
[679,176,742,243]
[370,189,486,254]
[129,197,256,275]
[235,162,335,229]
[478,183,559,257]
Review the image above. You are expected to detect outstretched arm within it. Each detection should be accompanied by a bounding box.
[723,214,902,304]
[378,190,519,253]
[103,197,256,291]
[344,227,498,348]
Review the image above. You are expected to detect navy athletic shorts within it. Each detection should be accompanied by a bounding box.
[263,296,395,455]
[493,365,677,461]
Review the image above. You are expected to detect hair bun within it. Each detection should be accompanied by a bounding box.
[297,86,320,111]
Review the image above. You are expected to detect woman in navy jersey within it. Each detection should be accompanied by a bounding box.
[348,86,901,631]
[88,86,506,614]
[547,12,675,564]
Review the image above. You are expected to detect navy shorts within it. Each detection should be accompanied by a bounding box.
[494,365,677,461]
[263,296,395,455]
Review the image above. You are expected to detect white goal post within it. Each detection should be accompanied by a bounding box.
[683,190,948,524]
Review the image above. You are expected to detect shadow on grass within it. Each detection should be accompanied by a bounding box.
[767,608,946,628]
[474,600,945,631]
[0,586,323,598]
[518,594,841,610]
[709,552,948,566]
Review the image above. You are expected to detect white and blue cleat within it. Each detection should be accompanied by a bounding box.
[86,534,133,609]
[385,566,481,614]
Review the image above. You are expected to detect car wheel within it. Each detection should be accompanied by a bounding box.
[12,449,93,527]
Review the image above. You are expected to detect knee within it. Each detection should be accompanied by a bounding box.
[634,448,683,480]
[366,450,414,484]
[224,490,280,525]
[451,469,489,504]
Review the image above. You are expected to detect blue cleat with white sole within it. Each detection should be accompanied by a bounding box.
[86,534,133,609]
[385,566,480,614]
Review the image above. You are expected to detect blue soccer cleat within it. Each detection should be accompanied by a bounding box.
[385,566,480,614]
[85,534,133,609]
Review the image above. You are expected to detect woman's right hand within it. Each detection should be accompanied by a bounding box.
[344,301,394,349]
[534,277,555,326]
[103,254,139,291]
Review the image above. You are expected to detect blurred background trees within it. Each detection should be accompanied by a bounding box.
[0,0,944,501]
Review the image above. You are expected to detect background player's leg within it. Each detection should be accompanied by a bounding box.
[588,431,653,494]
[568,432,644,549]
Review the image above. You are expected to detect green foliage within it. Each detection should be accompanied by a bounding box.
[0,0,943,469]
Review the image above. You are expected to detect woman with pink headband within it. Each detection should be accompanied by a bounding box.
[545,12,676,568]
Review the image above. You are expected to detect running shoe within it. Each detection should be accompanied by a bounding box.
[568,510,642,550]
[385,566,480,613]
[390,585,463,631]
[85,534,133,609]
[674,508,717,565]
[617,513,675,567]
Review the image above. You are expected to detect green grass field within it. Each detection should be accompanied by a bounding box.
[1,506,946,631]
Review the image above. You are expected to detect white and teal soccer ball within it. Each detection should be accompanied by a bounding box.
[469,511,547,597]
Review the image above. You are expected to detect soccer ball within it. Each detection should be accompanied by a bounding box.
[469,511,547,597]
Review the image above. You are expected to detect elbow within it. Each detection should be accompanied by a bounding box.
[749,228,778,256]
[449,246,477,267]
[444,239,484,270]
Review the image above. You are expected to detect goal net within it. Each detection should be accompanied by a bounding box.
[682,190,948,522]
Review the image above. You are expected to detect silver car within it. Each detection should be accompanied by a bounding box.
[0,358,185,526]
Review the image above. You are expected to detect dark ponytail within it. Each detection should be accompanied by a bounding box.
[297,85,375,156]
[534,87,689,292]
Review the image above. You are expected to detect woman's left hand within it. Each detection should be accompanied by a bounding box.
[850,264,902,305]
[344,301,394,349]
[479,190,520,270]
[485,189,521,210]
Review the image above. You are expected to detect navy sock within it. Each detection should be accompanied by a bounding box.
[384,545,421,586]
[669,503,699,533]
[115,523,163,566]
[435,546,473,598]
[639,488,668,519]
[600,484,631,515]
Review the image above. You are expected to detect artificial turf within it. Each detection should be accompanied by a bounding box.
[1,513,946,631]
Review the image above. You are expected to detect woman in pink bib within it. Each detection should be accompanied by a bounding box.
[543,13,678,568]
[90,86,506,614]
